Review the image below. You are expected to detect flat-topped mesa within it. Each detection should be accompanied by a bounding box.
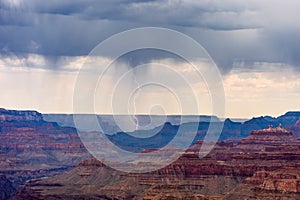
[77,158,107,167]
[0,108,43,122]
[251,124,293,136]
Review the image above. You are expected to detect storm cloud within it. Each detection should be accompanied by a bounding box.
[0,0,300,72]
[1,0,300,117]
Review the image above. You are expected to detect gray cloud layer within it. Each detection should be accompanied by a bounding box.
[1,0,300,72]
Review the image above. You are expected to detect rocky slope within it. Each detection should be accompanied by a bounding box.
[0,174,15,200]
[223,164,300,199]
[13,125,300,199]
[0,108,91,195]
[289,118,300,137]
[248,166,300,193]
[1,108,299,199]
[236,125,300,151]
[12,157,240,200]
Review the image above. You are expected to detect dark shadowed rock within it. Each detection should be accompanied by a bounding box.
[0,174,15,200]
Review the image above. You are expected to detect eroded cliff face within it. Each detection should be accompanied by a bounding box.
[12,157,239,200]
[0,109,91,191]
[288,119,300,138]
[0,108,298,199]
[0,109,90,167]
[0,108,43,122]
[12,126,300,199]
[248,167,300,193]
[223,165,300,200]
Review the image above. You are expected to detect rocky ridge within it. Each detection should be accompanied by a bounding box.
[0,108,91,198]
[44,111,300,141]
[13,125,300,199]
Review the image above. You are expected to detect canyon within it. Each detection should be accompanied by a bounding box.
[0,108,300,199]
[12,124,300,199]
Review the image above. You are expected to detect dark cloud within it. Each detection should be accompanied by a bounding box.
[0,0,260,29]
[262,27,300,67]
[115,49,183,68]
[0,0,300,72]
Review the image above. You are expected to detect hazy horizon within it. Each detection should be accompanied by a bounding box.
[3,106,300,120]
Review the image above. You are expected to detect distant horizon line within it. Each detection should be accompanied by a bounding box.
[2,107,300,119]
[43,113,247,118]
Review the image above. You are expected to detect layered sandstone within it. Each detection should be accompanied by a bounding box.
[0,108,43,122]
[247,167,300,193]
[0,109,91,191]
[13,124,300,199]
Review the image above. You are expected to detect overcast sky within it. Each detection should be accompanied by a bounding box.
[1,0,300,118]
